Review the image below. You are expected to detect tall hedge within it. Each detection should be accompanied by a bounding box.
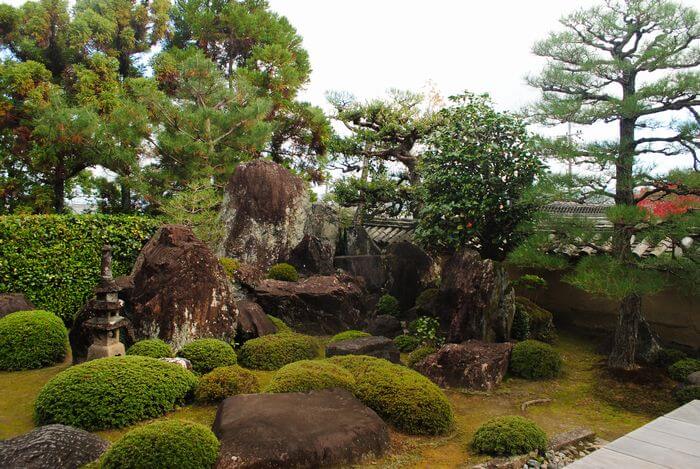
[0,215,161,324]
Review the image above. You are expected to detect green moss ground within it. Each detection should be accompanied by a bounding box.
[0,331,677,468]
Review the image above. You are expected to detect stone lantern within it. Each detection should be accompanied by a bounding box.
[85,245,128,361]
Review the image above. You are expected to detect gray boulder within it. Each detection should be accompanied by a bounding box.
[325,336,401,364]
[0,293,35,318]
[366,314,402,339]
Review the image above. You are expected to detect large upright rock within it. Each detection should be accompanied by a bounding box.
[128,224,238,350]
[385,241,434,312]
[438,249,515,343]
[253,274,367,334]
[235,299,276,342]
[220,159,311,271]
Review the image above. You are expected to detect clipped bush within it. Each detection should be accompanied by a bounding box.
[472,416,548,456]
[99,420,219,469]
[329,355,454,435]
[655,348,688,368]
[511,306,530,341]
[328,330,371,344]
[674,385,700,404]
[219,257,240,278]
[0,310,68,371]
[265,360,355,393]
[376,294,400,316]
[0,215,160,323]
[177,338,237,375]
[195,365,260,403]
[394,334,421,353]
[267,263,299,282]
[510,340,562,379]
[127,339,173,359]
[267,314,292,333]
[238,332,320,370]
[407,344,437,368]
[668,358,700,382]
[34,356,197,431]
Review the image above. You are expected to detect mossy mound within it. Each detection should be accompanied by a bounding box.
[267,315,292,333]
[472,415,548,456]
[267,263,299,282]
[0,310,68,371]
[328,355,454,435]
[265,359,356,393]
[328,330,371,344]
[177,338,237,375]
[407,344,437,368]
[510,339,562,380]
[99,420,219,469]
[195,365,260,403]
[394,334,420,353]
[668,358,700,382]
[126,339,173,359]
[34,356,197,431]
[238,332,320,370]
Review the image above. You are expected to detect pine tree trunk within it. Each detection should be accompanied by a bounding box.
[608,293,641,369]
[53,177,65,213]
[120,182,131,213]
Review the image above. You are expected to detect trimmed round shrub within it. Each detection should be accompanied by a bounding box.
[655,348,688,368]
[328,330,371,344]
[177,339,237,375]
[376,294,400,316]
[329,355,454,435]
[195,365,260,403]
[511,306,530,341]
[668,358,700,382]
[219,257,240,278]
[267,314,292,333]
[674,385,700,404]
[238,332,320,370]
[34,356,198,431]
[265,359,355,393]
[472,416,548,456]
[127,339,173,359]
[407,344,437,368]
[267,263,299,282]
[510,339,562,380]
[100,420,219,469]
[0,310,68,371]
[394,334,420,353]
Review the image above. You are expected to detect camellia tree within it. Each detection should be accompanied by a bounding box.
[415,92,543,261]
[510,0,700,369]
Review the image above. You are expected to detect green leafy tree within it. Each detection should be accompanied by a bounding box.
[512,0,700,369]
[416,93,543,261]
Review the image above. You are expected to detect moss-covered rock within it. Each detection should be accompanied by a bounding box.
[177,338,237,375]
[472,416,547,456]
[126,339,173,359]
[668,358,700,382]
[238,332,320,370]
[407,344,437,368]
[267,263,299,282]
[265,360,356,393]
[328,355,453,435]
[328,330,371,344]
[514,297,556,343]
[0,310,68,371]
[34,356,197,431]
[99,420,219,469]
[510,339,562,380]
[267,314,292,333]
[393,334,420,353]
[219,257,240,278]
[195,365,260,403]
[376,294,400,317]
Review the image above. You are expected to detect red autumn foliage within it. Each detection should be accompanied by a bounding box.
[637,185,700,219]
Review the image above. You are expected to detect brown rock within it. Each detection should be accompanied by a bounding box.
[333,255,387,292]
[366,314,403,339]
[212,389,389,468]
[288,234,334,275]
[253,274,367,334]
[128,224,237,350]
[326,335,401,363]
[438,249,515,343]
[220,160,311,271]
[236,299,276,342]
[414,340,513,391]
[0,293,35,318]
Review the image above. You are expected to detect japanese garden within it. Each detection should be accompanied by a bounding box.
[0,0,698,468]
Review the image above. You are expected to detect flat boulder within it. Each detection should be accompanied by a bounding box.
[236,299,277,342]
[366,314,402,339]
[413,340,513,391]
[253,274,366,334]
[212,388,389,468]
[0,293,35,318]
[326,336,401,364]
[0,424,109,469]
[128,224,237,350]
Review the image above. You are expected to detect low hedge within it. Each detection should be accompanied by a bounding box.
[328,330,371,344]
[394,334,420,353]
[99,420,220,469]
[655,348,688,368]
[238,332,320,370]
[329,355,454,435]
[0,310,68,370]
[0,215,160,324]
[376,294,400,316]
[267,263,299,282]
[127,339,173,359]
[34,356,198,430]
[177,339,237,374]
[472,416,548,456]
[407,344,437,368]
[267,315,292,333]
[265,360,356,393]
[674,385,700,404]
[195,365,260,403]
[509,339,562,379]
[668,358,700,382]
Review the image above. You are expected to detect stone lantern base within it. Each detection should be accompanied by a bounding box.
[86,341,125,361]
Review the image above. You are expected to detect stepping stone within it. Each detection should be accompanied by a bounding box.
[212,388,389,468]
[325,335,401,363]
